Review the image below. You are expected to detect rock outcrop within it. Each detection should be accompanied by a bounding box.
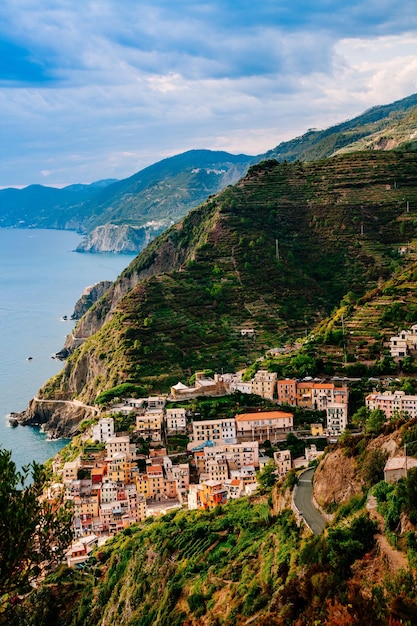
[313,448,362,508]
[16,397,98,438]
[71,280,113,320]
[76,223,164,254]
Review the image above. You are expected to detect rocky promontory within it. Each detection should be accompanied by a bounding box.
[76,223,164,254]
[71,280,113,320]
[15,397,99,439]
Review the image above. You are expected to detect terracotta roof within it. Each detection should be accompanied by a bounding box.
[313,384,334,389]
[235,411,293,422]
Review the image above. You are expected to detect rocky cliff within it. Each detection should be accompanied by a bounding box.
[16,397,98,438]
[75,222,165,253]
[71,281,113,320]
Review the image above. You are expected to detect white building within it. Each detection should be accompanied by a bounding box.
[389,324,417,358]
[165,408,187,435]
[106,435,136,460]
[203,441,259,469]
[191,418,236,445]
[92,417,115,443]
[326,402,348,437]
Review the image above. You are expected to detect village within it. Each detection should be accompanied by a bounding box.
[61,321,417,568]
[58,367,354,567]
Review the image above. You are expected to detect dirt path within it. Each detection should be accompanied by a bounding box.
[367,495,408,572]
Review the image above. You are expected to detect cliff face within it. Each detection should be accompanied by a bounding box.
[313,430,404,510]
[75,223,165,254]
[16,398,98,438]
[313,448,362,508]
[71,281,113,320]
[65,230,188,353]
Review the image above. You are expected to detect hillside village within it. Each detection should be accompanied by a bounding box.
[51,352,417,569]
[58,368,353,566]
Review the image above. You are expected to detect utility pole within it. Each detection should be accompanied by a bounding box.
[341,313,347,364]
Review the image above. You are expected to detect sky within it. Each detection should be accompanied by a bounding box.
[1,1,417,188]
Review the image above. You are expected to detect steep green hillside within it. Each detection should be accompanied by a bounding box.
[39,151,417,404]
[261,256,417,380]
[264,92,417,162]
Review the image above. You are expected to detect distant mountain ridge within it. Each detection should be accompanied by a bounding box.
[0,179,118,230]
[2,93,417,254]
[264,92,417,162]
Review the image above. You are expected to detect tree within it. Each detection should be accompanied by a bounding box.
[257,461,278,491]
[361,449,388,487]
[365,408,386,434]
[0,449,73,608]
[351,405,369,429]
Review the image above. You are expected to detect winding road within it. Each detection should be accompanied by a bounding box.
[294,467,326,535]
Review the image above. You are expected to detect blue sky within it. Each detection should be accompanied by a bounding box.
[1,1,417,188]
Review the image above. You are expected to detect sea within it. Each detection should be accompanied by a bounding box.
[0,228,135,471]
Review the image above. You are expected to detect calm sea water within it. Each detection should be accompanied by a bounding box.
[0,229,135,470]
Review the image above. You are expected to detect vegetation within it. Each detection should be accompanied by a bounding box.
[39,149,417,404]
[0,449,73,619]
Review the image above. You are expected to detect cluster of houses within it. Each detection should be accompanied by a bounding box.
[366,389,417,420]
[389,324,417,358]
[60,370,351,566]
[171,370,349,438]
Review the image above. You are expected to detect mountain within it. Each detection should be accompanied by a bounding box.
[16,149,417,435]
[264,92,417,162]
[0,150,253,252]
[0,180,117,230]
[2,94,417,255]
[78,149,254,232]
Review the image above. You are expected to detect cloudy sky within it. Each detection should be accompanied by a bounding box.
[1,0,417,188]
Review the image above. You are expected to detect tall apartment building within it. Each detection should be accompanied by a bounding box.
[276,379,297,406]
[251,370,277,400]
[191,418,236,444]
[92,417,115,443]
[326,403,348,437]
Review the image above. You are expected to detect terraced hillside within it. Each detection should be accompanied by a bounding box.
[310,258,417,366]
[265,92,417,162]
[28,150,417,411]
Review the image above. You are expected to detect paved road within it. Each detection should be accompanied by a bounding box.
[294,467,326,535]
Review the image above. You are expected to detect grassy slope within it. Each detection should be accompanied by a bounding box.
[41,151,417,403]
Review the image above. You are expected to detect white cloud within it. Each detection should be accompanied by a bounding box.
[0,2,416,186]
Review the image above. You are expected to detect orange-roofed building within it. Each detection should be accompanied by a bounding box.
[235,411,293,442]
[91,466,106,485]
[199,480,228,509]
[277,379,297,406]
